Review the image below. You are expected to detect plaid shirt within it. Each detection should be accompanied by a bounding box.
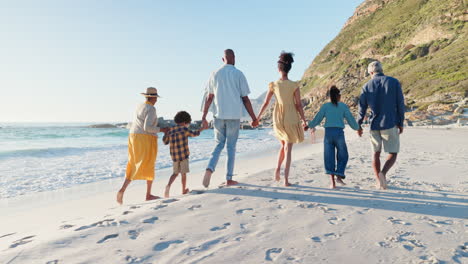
[163,125,200,162]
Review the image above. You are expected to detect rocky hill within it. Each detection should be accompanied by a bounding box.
[300,0,467,126]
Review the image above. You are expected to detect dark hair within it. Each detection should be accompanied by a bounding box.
[278,51,294,73]
[329,85,341,106]
[174,111,192,124]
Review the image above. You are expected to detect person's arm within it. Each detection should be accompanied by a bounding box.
[308,105,326,129]
[143,107,160,133]
[344,105,360,131]
[293,87,307,128]
[242,96,258,127]
[396,80,405,134]
[186,128,201,138]
[201,94,214,129]
[357,85,367,136]
[257,87,274,121]
[162,132,170,145]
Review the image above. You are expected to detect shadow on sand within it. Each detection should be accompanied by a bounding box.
[208,183,468,219]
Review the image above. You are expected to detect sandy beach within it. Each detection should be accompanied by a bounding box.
[1,127,467,264]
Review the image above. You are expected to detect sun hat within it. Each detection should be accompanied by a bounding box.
[141,87,160,97]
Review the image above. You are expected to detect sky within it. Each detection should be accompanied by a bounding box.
[0,0,363,123]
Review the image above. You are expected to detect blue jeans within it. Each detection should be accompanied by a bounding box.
[324,128,349,178]
[207,119,240,180]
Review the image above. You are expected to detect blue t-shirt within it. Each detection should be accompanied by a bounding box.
[357,73,405,130]
[308,102,360,130]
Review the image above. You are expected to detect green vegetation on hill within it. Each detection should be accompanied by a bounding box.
[300,0,467,117]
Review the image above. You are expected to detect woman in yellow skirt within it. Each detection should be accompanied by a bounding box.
[117,87,168,204]
[257,52,307,186]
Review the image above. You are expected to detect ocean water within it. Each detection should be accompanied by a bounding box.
[0,123,278,199]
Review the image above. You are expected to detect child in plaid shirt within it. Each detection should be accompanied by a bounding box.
[163,111,205,197]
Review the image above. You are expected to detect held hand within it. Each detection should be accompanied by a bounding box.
[160,127,169,134]
[202,119,209,130]
[304,125,309,131]
[301,120,308,129]
[398,126,404,134]
[357,128,363,137]
[251,119,259,128]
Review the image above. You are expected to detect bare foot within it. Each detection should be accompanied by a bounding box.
[378,172,387,190]
[275,169,281,182]
[146,194,160,201]
[226,180,239,186]
[116,191,124,205]
[284,181,291,187]
[202,170,212,188]
[182,188,190,194]
[336,177,346,186]
[330,184,337,189]
[164,185,170,198]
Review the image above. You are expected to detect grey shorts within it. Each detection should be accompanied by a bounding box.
[173,159,189,174]
[370,127,400,153]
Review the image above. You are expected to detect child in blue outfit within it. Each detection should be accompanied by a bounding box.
[307,86,361,188]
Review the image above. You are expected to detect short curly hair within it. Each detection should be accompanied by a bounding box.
[174,111,192,124]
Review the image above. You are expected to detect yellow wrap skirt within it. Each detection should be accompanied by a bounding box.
[126,133,158,181]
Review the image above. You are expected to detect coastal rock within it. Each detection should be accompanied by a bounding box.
[87,124,117,128]
[427,103,455,112]
[453,106,464,115]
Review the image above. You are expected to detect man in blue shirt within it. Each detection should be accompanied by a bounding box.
[357,61,405,190]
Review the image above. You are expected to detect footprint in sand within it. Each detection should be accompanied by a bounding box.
[190,190,205,195]
[310,233,341,243]
[229,197,242,202]
[142,216,159,224]
[265,248,283,261]
[97,234,118,244]
[153,204,168,210]
[452,242,468,264]
[210,222,231,231]
[153,240,184,251]
[184,238,222,256]
[418,216,453,228]
[46,260,59,264]
[75,218,116,231]
[387,217,411,225]
[188,204,202,210]
[380,231,424,251]
[162,198,179,204]
[10,235,35,248]
[318,206,336,214]
[0,233,16,239]
[297,203,317,209]
[122,211,133,215]
[128,230,140,240]
[327,217,346,225]
[236,208,254,215]
[129,205,140,209]
[59,224,74,229]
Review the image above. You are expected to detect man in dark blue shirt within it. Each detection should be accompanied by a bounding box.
[357,61,405,190]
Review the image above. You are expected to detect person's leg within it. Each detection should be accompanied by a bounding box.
[330,174,336,189]
[373,151,382,188]
[370,130,384,189]
[164,173,179,198]
[117,179,131,204]
[379,127,400,189]
[382,153,397,176]
[181,173,189,194]
[203,119,226,187]
[323,129,336,180]
[225,119,240,185]
[335,129,348,183]
[283,142,294,186]
[275,141,286,181]
[146,180,159,201]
